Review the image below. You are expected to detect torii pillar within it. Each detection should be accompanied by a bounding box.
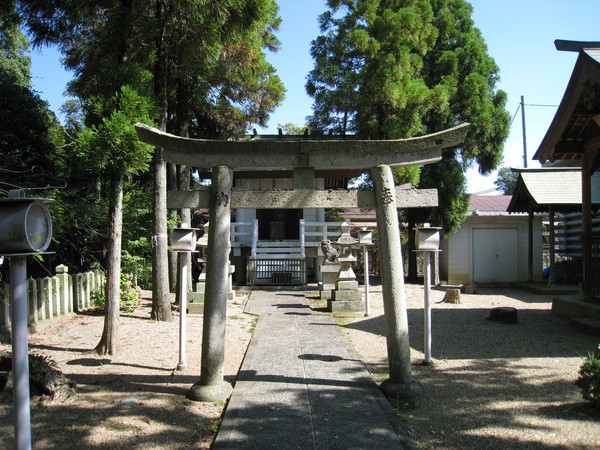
[188,166,234,401]
[373,165,422,397]
[135,123,469,401]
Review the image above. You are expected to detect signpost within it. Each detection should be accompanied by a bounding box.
[171,225,199,370]
[0,189,53,450]
[414,227,442,365]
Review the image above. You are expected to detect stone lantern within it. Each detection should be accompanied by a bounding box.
[328,222,363,313]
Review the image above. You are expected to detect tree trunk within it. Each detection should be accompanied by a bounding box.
[151,0,173,321]
[178,165,193,296]
[151,148,173,321]
[168,162,178,292]
[95,175,124,355]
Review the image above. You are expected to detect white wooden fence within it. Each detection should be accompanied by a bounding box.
[0,264,105,329]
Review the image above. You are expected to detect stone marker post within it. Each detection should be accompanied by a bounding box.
[372,165,423,398]
[188,166,234,402]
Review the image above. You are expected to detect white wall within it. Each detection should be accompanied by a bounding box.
[442,214,543,284]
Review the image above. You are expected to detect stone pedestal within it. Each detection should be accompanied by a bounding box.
[328,255,363,313]
[320,263,341,300]
[188,259,235,314]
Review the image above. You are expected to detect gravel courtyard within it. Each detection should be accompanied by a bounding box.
[338,284,600,449]
[0,284,598,448]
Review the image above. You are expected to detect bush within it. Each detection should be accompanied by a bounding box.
[89,273,140,312]
[576,345,600,409]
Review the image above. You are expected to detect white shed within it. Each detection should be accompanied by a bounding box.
[440,195,543,285]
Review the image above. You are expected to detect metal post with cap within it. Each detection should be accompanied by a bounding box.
[414,226,442,365]
[170,224,199,370]
[358,229,374,316]
[0,189,54,450]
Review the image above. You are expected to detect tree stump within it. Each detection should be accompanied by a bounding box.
[462,283,477,294]
[0,351,77,404]
[489,307,518,324]
[442,288,461,304]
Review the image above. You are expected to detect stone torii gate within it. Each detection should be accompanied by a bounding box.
[136,123,469,401]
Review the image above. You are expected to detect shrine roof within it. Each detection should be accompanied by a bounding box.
[507,167,600,213]
[534,40,600,165]
[469,195,512,213]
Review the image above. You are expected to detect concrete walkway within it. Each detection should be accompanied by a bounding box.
[213,290,415,449]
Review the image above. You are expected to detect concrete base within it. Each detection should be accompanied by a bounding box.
[320,290,333,300]
[380,378,424,399]
[188,292,205,315]
[337,280,359,290]
[570,317,600,335]
[187,380,233,402]
[332,290,362,301]
[320,264,341,299]
[327,299,364,313]
[552,296,600,320]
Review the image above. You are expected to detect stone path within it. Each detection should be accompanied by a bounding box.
[213,290,415,449]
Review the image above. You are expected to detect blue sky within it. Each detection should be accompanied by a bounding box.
[29,0,600,193]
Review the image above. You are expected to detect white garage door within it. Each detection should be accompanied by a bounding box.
[473,228,518,283]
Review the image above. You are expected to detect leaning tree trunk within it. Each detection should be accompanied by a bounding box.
[95,175,124,355]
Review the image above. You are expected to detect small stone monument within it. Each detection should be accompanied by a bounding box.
[328,222,363,313]
[319,239,341,300]
[188,223,235,314]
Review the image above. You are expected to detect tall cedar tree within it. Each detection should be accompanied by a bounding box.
[0,4,61,194]
[18,1,284,322]
[307,0,509,231]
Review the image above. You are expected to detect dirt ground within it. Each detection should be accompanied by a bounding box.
[0,291,255,449]
[0,285,598,449]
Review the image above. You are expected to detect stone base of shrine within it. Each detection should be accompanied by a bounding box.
[327,290,363,313]
[187,292,205,314]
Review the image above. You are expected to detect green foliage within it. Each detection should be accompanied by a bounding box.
[121,185,153,287]
[277,123,307,135]
[495,167,518,195]
[0,13,62,194]
[91,288,105,308]
[576,346,600,409]
[28,353,58,378]
[90,273,140,311]
[325,209,347,222]
[393,166,421,187]
[119,273,141,310]
[307,0,510,232]
[74,86,155,176]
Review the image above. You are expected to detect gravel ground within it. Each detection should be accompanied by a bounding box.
[337,284,600,449]
[0,285,598,449]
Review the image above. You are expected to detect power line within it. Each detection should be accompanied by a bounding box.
[509,104,521,126]
[526,103,559,108]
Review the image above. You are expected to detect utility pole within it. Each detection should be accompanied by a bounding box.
[521,95,528,168]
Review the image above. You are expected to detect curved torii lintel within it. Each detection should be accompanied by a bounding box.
[135,123,470,169]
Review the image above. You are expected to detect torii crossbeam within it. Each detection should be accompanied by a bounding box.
[135,123,469,401]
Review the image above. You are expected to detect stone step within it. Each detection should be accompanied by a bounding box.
[570,317,600,335]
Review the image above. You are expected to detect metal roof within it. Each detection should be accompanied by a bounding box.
[507,168,600,213]
[469,195,512,213]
